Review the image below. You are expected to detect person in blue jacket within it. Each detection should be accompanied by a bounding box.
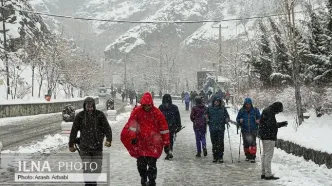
[206,96,230,163]
[236,98,260,163]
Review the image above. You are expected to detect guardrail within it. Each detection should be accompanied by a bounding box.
[0,98,99,118]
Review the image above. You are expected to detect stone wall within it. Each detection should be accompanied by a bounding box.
[0,98,99,118]
[275,139,332,169]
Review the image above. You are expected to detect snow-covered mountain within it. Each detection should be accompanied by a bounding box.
[28,0,286,59]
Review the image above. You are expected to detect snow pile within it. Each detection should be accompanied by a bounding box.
[277,112,332,154]
[1,134,68,154]
[228,104,332,154]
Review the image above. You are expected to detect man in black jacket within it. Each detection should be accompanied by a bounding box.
[259,102,288,180]
[69,97,112,186]
[159,94,182,160]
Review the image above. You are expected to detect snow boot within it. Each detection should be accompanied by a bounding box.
[219,158,224,163]
[196,152,201,157]
[147,180,156,186]
[264,175,280,180]
[141,178,148,186]
[261,175,265,179]
[203,148,208,157]
[165,152,173,160]
[250,159,256,163]
[213,157,218,163]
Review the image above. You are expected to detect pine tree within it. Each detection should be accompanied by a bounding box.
[269,18,292,85]
[307,10,332,84]
[251,21,273,87]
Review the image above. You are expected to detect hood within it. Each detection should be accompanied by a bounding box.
[140,92,154,106]
[243,98,253,106]
[271,102,283,113]
[83,97,96,111]
[162,94,172,104]
[195,96,203,105]
[212,95,222,107]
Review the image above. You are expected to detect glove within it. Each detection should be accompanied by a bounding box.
[104,141,112,147]
[175,126,182,133]
[69,146,76,152]
[131,138,138,145]
[279,121,288,127]
[255,120,260,124]
[239,119,243,123]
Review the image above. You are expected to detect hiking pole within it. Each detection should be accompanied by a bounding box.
[226,123,233,163]
[259,138,262,157]
[238,131,242,163]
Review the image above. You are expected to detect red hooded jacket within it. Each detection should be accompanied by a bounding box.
[121,92,170,159]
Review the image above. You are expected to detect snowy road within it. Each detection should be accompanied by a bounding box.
[1,99,331,186]
[107,99,332,186]
[0,97,125,150]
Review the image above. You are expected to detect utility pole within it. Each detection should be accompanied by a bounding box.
[212,24,228,91]
[159,43,163,93]
[1,0,10,100]
[124,54,127,92]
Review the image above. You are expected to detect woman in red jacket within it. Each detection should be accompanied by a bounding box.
[121,92,170,186]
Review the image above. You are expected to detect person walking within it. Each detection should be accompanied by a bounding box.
[69,97,112,186]
[121,92,170,186]
[159,94,182,160]
[206,96,230,163]
[190,96,208,157]
[236,98,261,163]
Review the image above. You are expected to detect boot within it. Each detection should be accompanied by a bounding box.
[203,148,208,157]
[141,178,148,186]
[264,175,280,180]
[219,157,224,163]
[196,152,201,157]
[212,155,218,163]
[147,180,156,186]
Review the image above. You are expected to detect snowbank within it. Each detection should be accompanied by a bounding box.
[228,106,332,154]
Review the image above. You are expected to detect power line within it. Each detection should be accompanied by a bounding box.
[0,6,317,24]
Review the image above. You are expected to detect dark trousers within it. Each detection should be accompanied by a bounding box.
[164,132,175,153]
[242,131,257,159]
[185,102,189,110]
[210,130,225,159]
[79,150,103,186]
[137,157,157,185]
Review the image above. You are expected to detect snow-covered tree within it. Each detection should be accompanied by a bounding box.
[251,21,273,87]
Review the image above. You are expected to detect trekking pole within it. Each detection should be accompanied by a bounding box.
[259,138,262,157]
[226,124,233,163]
[238,131,242,163]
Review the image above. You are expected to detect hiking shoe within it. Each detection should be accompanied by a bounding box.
[264,175,280,180]
[203,148,208,157]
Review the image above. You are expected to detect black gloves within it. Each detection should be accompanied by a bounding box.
[278,121,288,128]
[131,138,138,145]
